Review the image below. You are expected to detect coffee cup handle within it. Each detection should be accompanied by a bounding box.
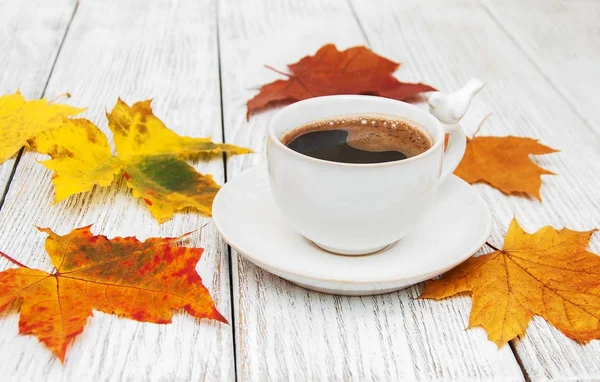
[440,124,467,182]
[428,78,484,182]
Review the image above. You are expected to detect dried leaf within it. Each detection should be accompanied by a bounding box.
[420,218,600,346]
[0,91,84,163]
[107,99,251,222]
[30,99,252,223]
[247,44,436,118]
[455,136,558,200]
[29,118,122,202]
[0,225,226,363]
[108,99,248,159]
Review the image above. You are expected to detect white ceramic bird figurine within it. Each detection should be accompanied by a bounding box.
[428,79,485,124]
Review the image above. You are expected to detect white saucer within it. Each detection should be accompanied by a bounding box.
[213,165,492,296]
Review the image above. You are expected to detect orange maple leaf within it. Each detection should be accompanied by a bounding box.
[0,226,226,363]
[420,218,600,346]
[453,114,558,200]
[247,44,436,118]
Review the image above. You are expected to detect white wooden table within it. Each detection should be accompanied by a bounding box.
[1,0,599,380]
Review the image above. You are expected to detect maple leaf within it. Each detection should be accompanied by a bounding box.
[29,99,252,223]
[0,225,226,363]
[29,118,122,201]
[452,115,559,200]
[247,44,436,118]
[454,136,558,200]
[420,218,600,346]
[107,99,252,222]
[0,91,85,163]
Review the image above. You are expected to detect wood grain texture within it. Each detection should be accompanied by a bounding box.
[350,0,600,379]
[0,0,76,202]
[0,0,234,380]
[218,0,523,380]
[481,0,600,135]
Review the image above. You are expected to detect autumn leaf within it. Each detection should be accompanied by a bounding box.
[453,115,558,200]
[0,225,226,363]
[30,118,122,201]
[107,99,251,222]
[247,44,436,118]
[29,99,252,223]
[420,218,600,346]
[0,91,85,163]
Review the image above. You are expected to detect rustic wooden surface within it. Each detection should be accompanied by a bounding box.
[0,0,234,380]
[218,0,522,380]
[350,1,600,380]
[481,0,600,134]
[1,0,599,380]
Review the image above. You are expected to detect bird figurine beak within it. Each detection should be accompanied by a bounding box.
[428,79,485,124]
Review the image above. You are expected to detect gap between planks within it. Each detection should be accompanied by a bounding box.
[215,0,240,378]
[0,2,79,212]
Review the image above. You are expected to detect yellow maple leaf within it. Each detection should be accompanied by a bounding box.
[30,99,251,223]
[29,119,122,202]
[0,91,85,163]
[108,99,247,158]
[420,218,600,346]
[454,136,558,201]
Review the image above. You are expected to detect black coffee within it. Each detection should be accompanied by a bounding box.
[281,114,432,164]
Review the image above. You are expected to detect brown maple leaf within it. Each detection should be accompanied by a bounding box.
[420,218,600,346]
[0,225,226,363]
[454,115,558,200]
[247,44,436,118]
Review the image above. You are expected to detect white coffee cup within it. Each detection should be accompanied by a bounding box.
[266,81,483,255]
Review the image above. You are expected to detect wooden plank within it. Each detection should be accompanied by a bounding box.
[0,0,76,202]
[217,0,523,380]
[0,0,235,380]
[480,0,600,135]
[349,0,600,379]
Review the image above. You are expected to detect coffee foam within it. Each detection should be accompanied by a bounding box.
[281,114,433,157]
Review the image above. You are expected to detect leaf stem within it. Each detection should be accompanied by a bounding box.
[0,251,29,268]
[485,241,501,252]
[264,65,292,77]
[472,112,493,138]
[199,222,209,244]
[47,92,71,104]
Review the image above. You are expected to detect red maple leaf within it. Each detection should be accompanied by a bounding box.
[0,225,225,363]
[247,44,436,118]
